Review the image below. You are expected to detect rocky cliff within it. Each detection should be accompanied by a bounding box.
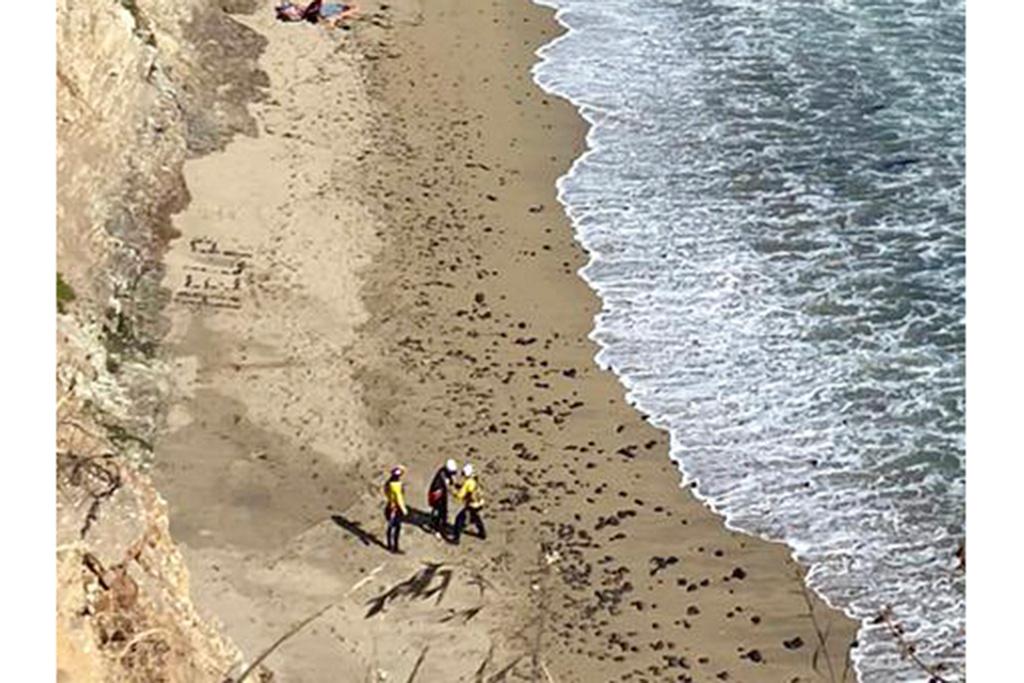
[56,0,268,679]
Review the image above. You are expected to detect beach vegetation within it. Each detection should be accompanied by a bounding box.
[57,272,76,313]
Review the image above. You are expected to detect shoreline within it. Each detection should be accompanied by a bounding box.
[351,3,860,681]
[533,0,871,660]
[150,1,859,681]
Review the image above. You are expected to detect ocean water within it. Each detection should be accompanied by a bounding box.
[531,0,965,680]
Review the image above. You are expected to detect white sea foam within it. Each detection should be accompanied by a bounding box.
[531,1,965,681]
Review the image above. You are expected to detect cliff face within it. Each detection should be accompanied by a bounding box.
[56,0,267,679]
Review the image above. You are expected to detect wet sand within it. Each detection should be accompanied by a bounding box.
[153,0,859,681]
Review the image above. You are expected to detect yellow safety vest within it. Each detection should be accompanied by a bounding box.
[384,479,407,514]
[455,477,484,509]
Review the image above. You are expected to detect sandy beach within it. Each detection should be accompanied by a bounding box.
[151,0,859,680]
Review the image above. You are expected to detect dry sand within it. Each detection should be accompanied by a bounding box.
[154,0,859,681]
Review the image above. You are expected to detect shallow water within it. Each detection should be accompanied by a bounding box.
[531,1,965,680]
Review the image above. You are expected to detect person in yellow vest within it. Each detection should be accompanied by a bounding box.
[383,465,408,553]
[452,463,486,544]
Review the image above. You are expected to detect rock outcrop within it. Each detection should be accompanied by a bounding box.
[56,0,267,679]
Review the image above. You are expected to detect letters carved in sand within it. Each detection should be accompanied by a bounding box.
[173,237,252,310]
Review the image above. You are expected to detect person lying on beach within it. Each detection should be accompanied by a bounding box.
[275,1,358,25]
[274,1,304,21]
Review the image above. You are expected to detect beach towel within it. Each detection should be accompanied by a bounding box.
[320,3,349,18]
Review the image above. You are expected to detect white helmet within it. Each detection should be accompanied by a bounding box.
[445,458,458,473]
[462,463,474,477]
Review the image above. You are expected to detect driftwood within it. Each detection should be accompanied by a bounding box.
[229,603,334,683]
[404,646,429,683]
[795,570,846,682]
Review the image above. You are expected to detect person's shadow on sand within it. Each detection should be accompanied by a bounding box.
[330,514,387,549]
[403,506,437,534]
[405,506,484,540]
[330,507,445,551]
